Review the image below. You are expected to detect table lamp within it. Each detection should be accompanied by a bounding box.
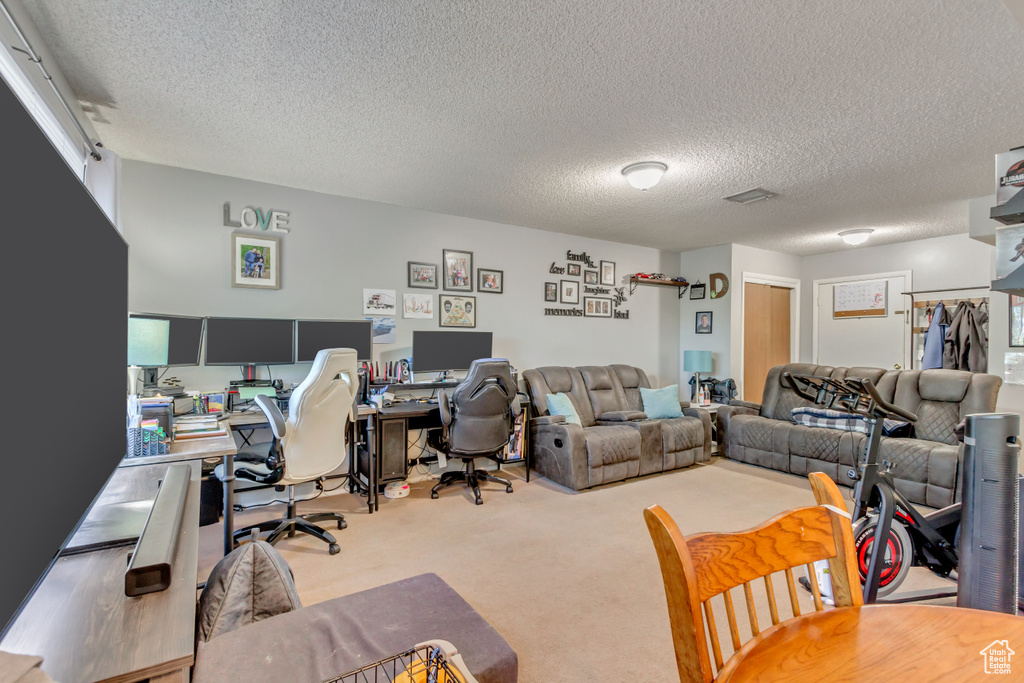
[683,350,712,401]
[128,317,169,396]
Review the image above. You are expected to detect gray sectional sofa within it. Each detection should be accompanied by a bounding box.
[717,363,1002,508]
[522,364,711,491]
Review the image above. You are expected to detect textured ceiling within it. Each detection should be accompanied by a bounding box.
[19,0,1024,255]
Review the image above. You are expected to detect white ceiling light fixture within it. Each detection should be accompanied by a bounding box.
[622,161,667,191]
[839,228,874,246]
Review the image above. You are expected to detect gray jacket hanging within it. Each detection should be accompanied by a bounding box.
[943,301,988,372]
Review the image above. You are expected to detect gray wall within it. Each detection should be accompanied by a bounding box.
[122,161,681,392]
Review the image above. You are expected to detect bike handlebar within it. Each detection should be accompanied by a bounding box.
[783,372,918,423]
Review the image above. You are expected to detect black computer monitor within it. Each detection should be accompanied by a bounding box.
[128,313,205,366]
[296,320,372,362]
[412,331,493,373]
[205,317,295,365]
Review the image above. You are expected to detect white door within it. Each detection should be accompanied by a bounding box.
[815,274,910,370]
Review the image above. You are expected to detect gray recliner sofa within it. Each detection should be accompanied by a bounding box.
[522,364,711,491]
[717,363,1002,508]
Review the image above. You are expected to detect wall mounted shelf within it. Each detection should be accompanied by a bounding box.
[628,276,690,298]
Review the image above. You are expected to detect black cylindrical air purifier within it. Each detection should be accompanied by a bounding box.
[957,413,1020,614]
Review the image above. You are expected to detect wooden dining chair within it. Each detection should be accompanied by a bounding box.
[644,497,861,683]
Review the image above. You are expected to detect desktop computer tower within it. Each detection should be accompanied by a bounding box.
[957,413,1020,615]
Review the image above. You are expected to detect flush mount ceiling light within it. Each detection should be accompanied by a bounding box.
[723,187,777,204]
[839,228,874,246]
[622,161,667,191]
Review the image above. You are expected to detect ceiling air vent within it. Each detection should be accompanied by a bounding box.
[723,188,777,204]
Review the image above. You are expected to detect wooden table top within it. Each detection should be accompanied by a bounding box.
[717,604,1024,682]
[1,462,202,683]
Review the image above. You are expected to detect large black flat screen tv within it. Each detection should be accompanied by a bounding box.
[412,331,493,373]
[205,317,295,365]
[296,320,372,362]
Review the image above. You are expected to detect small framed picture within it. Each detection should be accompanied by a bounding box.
[584,296,612,318]
[403,293,434,319]
[478,268,503,293]
[584,270,598,285]
[696,311,713,334]
[443,249,473,291]
[689,283,706,300]
[544,282,558,302]
[560,280,579,305]
[439,295,476,327]
[233,234,281,289]
[408,262,437,289]
[600,260,616,286]
[567,263,581,276]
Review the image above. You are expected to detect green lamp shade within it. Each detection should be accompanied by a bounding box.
[127,317,169,367]
[683,350,712,374]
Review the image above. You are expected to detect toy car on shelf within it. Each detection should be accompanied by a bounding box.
[632,272,667,280]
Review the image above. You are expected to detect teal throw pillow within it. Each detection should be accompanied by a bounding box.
[546,392,582,425]
[640,385,684,419]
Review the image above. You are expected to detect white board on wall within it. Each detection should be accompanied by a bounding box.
[833,279,888,318]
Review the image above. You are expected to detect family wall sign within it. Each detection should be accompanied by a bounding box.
[223,202,291,233]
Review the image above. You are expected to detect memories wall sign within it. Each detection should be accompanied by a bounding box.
[544,249,630,319]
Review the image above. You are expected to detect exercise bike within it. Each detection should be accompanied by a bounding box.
[784,373,961,603]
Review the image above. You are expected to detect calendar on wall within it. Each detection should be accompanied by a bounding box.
[833,279,888,318]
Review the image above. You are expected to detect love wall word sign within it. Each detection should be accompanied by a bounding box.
[223,202,291,233]
[544,248,630,320]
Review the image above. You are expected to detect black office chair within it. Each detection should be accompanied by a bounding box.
[428,358,521,505]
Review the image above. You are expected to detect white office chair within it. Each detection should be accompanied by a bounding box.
[217,348,359,555]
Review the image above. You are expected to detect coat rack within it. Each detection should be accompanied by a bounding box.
[901,286,990,369]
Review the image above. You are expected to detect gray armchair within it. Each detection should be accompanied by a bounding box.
[428,358,521,505]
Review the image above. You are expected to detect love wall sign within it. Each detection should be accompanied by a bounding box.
[223,202,291,233]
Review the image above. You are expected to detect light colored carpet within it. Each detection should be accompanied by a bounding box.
[197,458,955,682]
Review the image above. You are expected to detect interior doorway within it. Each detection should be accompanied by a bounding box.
[743,281,794,404]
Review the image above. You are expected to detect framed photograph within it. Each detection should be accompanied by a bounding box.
[696,311,713,334]
[439,295,476,327]
[478,268,504,293]
[600,260,616,286]
[544,282,558,302]
[403,293,434,319]
[1011,295,1024,347]
[232,234,280,289]
[408,262,437,289]
[443,249,473,291]
[567,263,581,277]
[689,283,706,300]
[362,288,397,315]
[366,316,396,344]
[560,279,579,305]
[584,269,599,285]
[584,296,612,318]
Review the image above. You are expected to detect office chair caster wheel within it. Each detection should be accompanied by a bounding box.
[506,485,513,493]
[329,543,340,555]
[431,491,439,499]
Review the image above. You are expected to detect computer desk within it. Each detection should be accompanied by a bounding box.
[0,461,202,683]
[224,404,379,515]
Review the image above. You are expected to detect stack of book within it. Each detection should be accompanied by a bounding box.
[172,415,228,441]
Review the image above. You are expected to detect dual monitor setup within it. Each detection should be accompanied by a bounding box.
[127,313,493,395]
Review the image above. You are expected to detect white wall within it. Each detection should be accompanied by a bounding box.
[679,245,732,396]
[799,233,993,364]
[121,161,681,392]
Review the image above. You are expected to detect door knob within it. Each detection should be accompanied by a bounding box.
[894,363,902,370]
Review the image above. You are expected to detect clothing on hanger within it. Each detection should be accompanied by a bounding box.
[922,301,948,370]
[943,301,988,372]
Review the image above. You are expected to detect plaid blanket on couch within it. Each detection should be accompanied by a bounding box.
[791,407,912,437]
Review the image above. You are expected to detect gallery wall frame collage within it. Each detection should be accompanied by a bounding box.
[358,249,506,344]
[544,250,630,319]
